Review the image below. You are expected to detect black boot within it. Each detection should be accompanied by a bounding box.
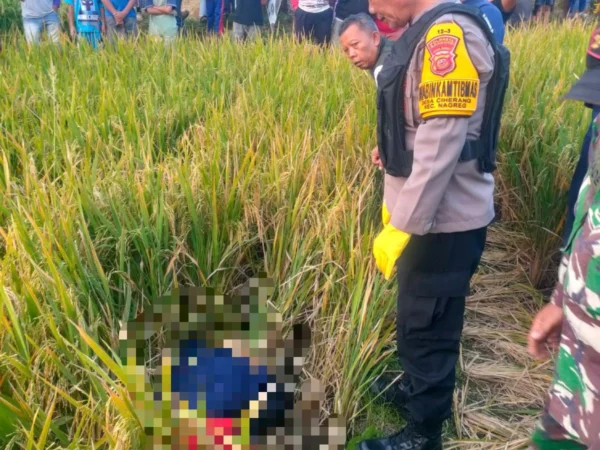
[371,373,411,412]
[356,420,442,450]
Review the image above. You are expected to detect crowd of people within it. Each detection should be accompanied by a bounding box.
[18,0,597,46]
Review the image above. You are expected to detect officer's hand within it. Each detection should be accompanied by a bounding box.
[528,303,563,360]
[373,225,410,280]
[371,146,383,170]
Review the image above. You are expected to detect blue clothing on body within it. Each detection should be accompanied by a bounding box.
[463,0,505,44]
[170,339,273,418]
[103,0,136,19]
[564,105,600,241]
[65,0,103,47]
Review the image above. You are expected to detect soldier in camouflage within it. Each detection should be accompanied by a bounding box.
[528,26,600,450]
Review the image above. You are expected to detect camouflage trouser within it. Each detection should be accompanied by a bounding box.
[530,412,587,450]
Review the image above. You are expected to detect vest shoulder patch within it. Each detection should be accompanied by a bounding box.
[418,21,480,120]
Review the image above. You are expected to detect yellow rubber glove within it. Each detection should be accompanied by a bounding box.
[373,224,411,280]
[382,203,391,227]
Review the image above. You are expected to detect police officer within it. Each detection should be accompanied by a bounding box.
[360,0,509,448]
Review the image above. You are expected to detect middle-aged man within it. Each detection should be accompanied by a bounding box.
[338,13,393,84]
[362,0,509,448]
[527,26,600,450]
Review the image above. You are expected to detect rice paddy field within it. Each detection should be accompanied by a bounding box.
[0,4,596,448]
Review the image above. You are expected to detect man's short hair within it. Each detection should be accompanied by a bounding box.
[339,13,379,38]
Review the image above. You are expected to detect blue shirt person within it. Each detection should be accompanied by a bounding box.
[65,0,105,48]
[99,0,138,42]
[462,0,505,44]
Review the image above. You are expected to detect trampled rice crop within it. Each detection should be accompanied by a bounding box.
[0,11,594,449]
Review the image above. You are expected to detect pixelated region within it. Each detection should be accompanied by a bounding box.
[119,275,346,449]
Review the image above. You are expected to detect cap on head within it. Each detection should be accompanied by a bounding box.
[564,27,600,106]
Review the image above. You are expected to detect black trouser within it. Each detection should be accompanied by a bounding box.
[396,227,487,430]
[293,7,334,46]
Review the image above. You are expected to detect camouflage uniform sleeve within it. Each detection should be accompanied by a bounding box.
[550,254,568,308]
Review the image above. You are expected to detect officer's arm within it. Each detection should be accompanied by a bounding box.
[389,19,494,235]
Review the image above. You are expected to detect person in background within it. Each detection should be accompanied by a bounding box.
[527,26,600,450]
[507,0,533,25]
[232,0,266,41]
[338,13,394,175]
[66,0,105,48]
[567,0,587,17]
[100,0,138,42]
[206,0,225,34]
[20,0,61,45]
[294,0,334,45]
[338,13,392,84]
[141,0,178,44]
[332,0,369,44]
[491,0,516,23]
[534,0,553,24]
[464,0,505,43]
[175,0,190,34]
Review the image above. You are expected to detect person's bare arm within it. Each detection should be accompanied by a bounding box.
[68,4,76,38]
[145,5,173,14]
[101,6,107,34]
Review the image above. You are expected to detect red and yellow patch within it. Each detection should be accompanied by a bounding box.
[419,21,480,120]
[426,34,459,76]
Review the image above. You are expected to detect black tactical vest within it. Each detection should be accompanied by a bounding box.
[376,3,510,178]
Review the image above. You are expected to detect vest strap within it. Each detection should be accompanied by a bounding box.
[459,140,485,162]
